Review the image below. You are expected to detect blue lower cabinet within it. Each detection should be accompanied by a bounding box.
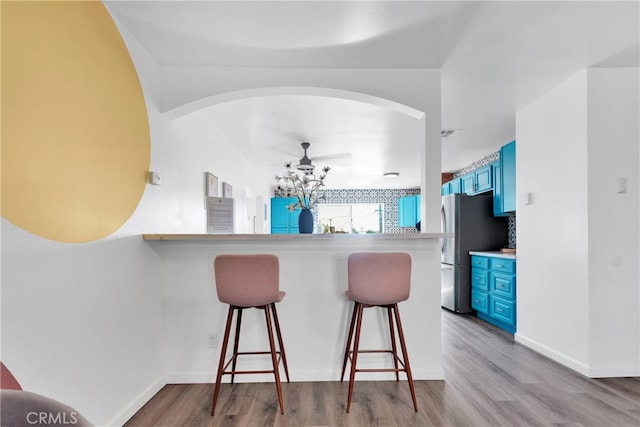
[489,296,515,327]
[471,255,516,333]
[471,289,489,314]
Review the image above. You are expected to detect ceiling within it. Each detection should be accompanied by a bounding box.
[106,0,639,189]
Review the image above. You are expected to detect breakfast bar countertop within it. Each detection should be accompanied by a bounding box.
[143,232,451,241]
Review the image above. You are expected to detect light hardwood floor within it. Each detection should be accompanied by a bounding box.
[125,310,640,426]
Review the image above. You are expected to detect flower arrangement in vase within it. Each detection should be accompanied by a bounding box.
[274,163,330,212]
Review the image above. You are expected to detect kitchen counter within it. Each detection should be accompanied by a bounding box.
[145,232,445,384]
[143,232,450,241]
[469,250,516,259]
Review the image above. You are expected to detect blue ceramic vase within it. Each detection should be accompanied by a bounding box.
[298,208,313,234]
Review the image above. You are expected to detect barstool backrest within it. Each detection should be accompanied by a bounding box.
[214,254,280,307]
[347,252,411,305]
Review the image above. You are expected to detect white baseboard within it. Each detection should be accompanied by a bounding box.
[104,375,166,427]
[515,333,640,378]
[515,332,590,376]
[588,366,640,378]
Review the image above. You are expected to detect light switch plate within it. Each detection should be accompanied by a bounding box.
[148,171,161,185]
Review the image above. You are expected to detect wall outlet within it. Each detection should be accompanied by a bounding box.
[207,333,217,349]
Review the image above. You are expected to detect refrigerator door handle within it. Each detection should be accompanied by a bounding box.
[441,264,453,270]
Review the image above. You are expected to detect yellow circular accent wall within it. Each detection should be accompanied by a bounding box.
[1,1,150,243]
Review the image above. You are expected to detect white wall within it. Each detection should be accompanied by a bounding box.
[515,68,640,377]
[586,68,640,376]
[515,71,590,372]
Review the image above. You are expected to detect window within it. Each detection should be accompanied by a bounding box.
[317,204,383,234]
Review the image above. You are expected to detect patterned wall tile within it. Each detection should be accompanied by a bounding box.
[319,188,421,233]
[453,151,500,177]
[508,215,517,248]
[274,188,421,233]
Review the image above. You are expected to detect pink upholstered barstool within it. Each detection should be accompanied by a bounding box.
[341,252,417,413]
[210,254,290,416]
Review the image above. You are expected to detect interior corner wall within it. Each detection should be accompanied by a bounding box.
[1,6,170,427]
[586,67,640,377]
[515,70,591,374]
[516,67,640,377]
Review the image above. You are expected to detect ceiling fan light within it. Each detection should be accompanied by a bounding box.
[296,163,315,171]
[384,172,400,178]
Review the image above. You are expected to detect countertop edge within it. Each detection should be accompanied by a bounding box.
[143,233,451,241]
[469,250,517,259]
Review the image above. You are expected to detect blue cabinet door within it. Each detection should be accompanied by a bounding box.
[501,140,516,213]
[474,165,493,193]
[270,197,300,234]
[461,174,475,194]
[449,178,462,194]
[494,141,516,216]
[493,161,503,216]
[398,195,420,227]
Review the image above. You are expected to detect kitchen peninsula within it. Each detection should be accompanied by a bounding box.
[143,233,447,384]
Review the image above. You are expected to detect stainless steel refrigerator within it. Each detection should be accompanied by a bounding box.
[441,193,508,313]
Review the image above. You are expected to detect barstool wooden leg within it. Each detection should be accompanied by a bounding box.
[264,304,285,414]
[392,304,418,412]
[346,303,364,413]
[387,306,400,381]
[230,308,243,384]
[211,305,235,416]
[270,303,290,382]
[341,302,359,382]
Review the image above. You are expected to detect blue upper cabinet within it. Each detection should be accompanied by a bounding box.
[492,161,503,215]
[442,177,462,195]
[474,165,493,193]
[270,197,300,234]
[502,140,516,213]
[398,195,421,227]
[461,173,475,194]
[494,140,516,216]
[449,177,462,194]
[461,165,493,195]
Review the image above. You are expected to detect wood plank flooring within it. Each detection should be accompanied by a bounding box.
[124,310,640,426]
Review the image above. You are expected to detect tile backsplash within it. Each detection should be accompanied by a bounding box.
[508,215,516,249]
[315,188,421,233]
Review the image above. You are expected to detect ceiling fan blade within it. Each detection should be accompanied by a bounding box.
[312,152,353,161]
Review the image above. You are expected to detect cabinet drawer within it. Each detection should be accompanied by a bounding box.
[491,273,515,300]
[471,289,489,314]
[471,268,489,291]
[471,256,489,269]
[490,296,515,326]
[490,258,516,274]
